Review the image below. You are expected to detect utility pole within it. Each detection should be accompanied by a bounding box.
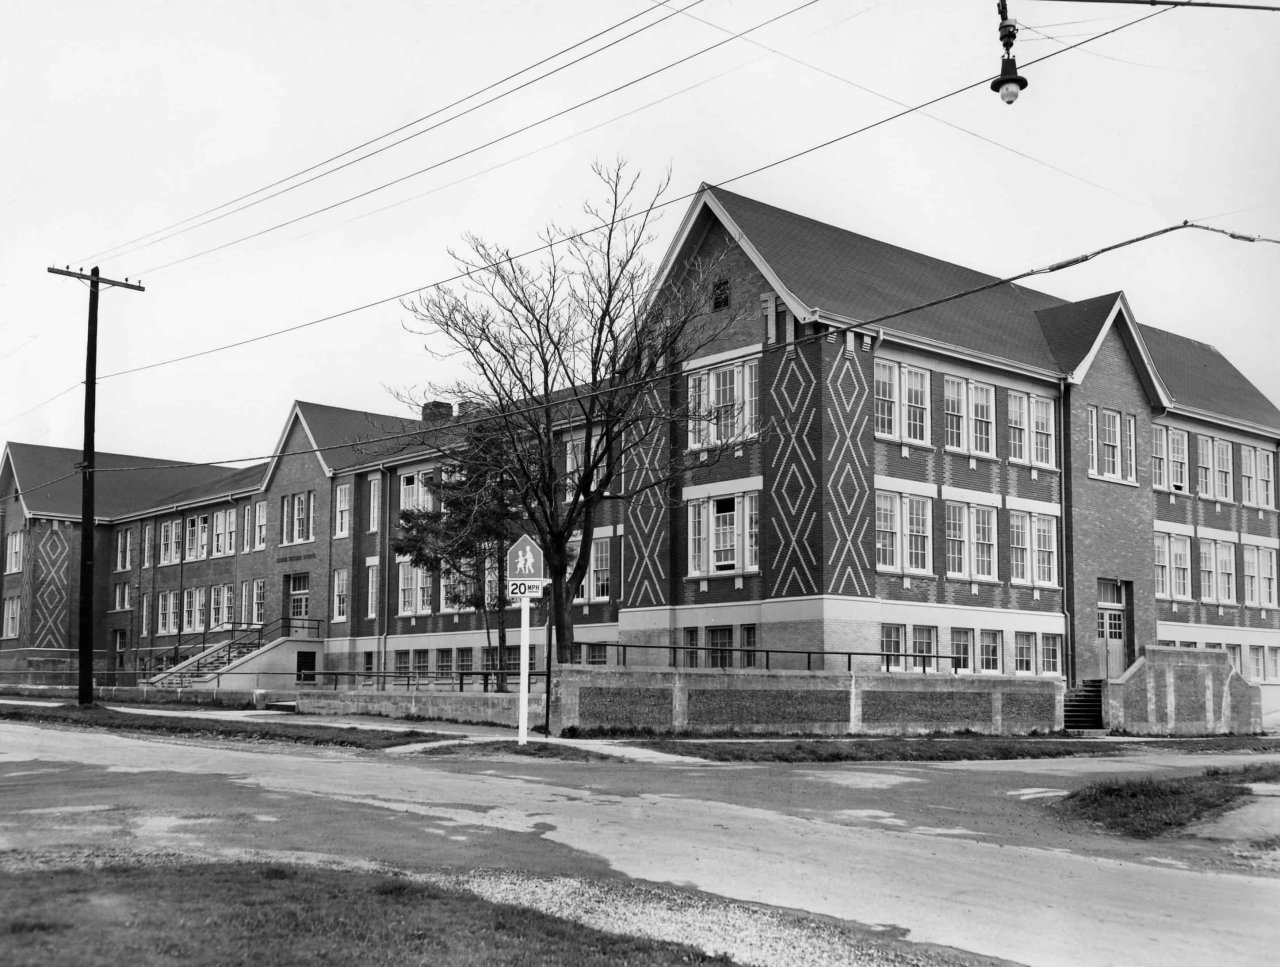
[47,266,145,705]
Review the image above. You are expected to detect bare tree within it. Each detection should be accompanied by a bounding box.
[400,162,740,655]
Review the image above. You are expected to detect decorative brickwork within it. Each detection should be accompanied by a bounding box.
[769,346,820,597]
[31,524,70,650]
[823,343,873,597]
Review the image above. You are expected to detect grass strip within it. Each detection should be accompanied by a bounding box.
[0,704,448,749]
[627,737,1121,763]
[1060,763,1280,838]
[2,862,739,967]
[417,740,616,762]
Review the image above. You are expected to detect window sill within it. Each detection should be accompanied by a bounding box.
[280,539,316,548]
[944,447,998,463]
[685,570,759,581]
[944,575,1001,586]
[875,435,933,451]
[1008,460,1059,474]
[1087,472,1139,488]
[1011,581,1061,591]
[1196,494,1234,504]
[877,568,935,579]
[331,618,348,625]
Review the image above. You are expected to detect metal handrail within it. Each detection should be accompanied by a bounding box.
[149,616,323,681]
[559,641,986,674]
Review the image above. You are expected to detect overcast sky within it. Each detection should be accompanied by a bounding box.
[4,0,1278,469]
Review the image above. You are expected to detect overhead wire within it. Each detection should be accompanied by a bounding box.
[136,0,828,276]
[76,0,711,266]
[13,216,1274,500]
[3,1,1184,429]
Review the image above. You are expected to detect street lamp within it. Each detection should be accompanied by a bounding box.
[992,1,1028,105]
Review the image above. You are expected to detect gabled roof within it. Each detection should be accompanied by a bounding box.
[1034,292,1123,375]
[2,443,235,521]
[1139,324,1280,432]
[702,185,1069,371]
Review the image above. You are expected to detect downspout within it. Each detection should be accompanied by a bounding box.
[1058,378,1074,688]
[380,465,391,690]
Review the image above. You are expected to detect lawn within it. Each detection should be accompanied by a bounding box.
[627,736,1121,763]
[2,862,739,967]
[0,704,448,749]
[418,740,616,761]
[1058,763,1280,838]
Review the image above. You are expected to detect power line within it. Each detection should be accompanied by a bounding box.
[136,0,828,276]
[2,3,1184,423]
[76,0,710,266]
[15,218,1274,498]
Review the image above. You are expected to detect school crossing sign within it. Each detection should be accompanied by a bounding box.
[506,535,545,598]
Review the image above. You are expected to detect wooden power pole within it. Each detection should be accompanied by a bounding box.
[47,266,145,705]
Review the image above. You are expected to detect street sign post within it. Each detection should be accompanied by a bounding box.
[505,536,545,745]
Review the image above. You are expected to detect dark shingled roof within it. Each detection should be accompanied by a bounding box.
[139,462,268,513]
[295,400,438,471]
[1138,324,1280,431]
[707,185,1068,370]
[1034,292,1122,375]
[5,443,236,519]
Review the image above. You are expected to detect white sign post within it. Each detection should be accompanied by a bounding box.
[506,536,544,745]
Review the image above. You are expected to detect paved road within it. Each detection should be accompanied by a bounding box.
[3,722,1279,966]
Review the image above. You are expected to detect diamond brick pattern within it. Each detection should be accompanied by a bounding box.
[769,349,818,597]
[623,390,669,608]
[31,525,70,650]
[824,350,872,596]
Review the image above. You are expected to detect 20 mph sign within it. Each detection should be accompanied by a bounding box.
[507,579,545,599]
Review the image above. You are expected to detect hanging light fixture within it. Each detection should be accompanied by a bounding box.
[991,1,1028,105]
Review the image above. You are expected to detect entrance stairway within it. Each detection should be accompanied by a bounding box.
[1063,679,1106,732]
[147,617,319,689]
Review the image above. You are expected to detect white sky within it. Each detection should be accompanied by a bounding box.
[4,0,1279,468]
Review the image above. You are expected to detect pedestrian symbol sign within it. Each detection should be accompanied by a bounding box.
[507,535,543,582]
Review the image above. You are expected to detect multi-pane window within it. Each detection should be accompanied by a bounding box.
[911,626,936,672]
[1154,534,1170,597]
[687,491,760,575]
[281,492,315,545]
[140,593,150,637]
[740,624,757,669]
[876,493,931,574]
[684,628,699,668]
[1042,634,1061,674]
[252,579,265,625]
[1197,435,1213,496]
[159,520,180,564]
[1152,426,1168,489]
[211,509,235,557]
[943,502,997,580]
[1,597,18,637]
[115,530,132,571]
[182,587,207,632]
[980,630,1001,672]
[242,506,253,552]
[437,649,453,674]
[881,623,905,671]
[1008,393,1026,462]
[1099,409,1120,478]
[4,532,23,573]
[708,626,733,669]
[334,484,351,538]
[943,378,994,457]
[873,361,930,445]
[1168,429,1188,491]
[367,565,379,618]
[157,591,177,635]
[1241,446,1275,508]
[333,569,349,621]
[397,560,431,615]
[368,478,381,531]
[944,376,965,449]
[210,584,234,628]
[1200,540,1236,603]
[1123,417,1136,482]
[142,524,152,568]
[184,514,209,560]
[1215,440,1233,501]
[1015,632,1035,672]
[688,358,760,448]
[1010,392,1059,466]
[254,501,267,549]
[112,583,130,611]
[1010,513,1057,586]
[951,628,972,672]
[1243,546,1279,608]
[591,538,611,600]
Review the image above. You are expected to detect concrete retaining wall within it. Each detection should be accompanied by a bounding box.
[1106,646,1262,735]
[0,683,285,708]
[298,689,545,729]
[553,668,1063,735]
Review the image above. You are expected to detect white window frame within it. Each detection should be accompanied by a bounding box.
[1124,416,1136,482]
[1241,446,1275,509]
[1010,511,1057,587]
[1,597,18,638]
[1169,429,1188,492]
[590,538,611,601]
[1215,439,1233,502]
[1015,632,1036,674]
[1009,392,1054,467]
[112,582,130,612]
[942,501,997,582]
[142,524,152,568]
[397,557,432,616]
[1244,546,1260,607]
[141,593,150,638]
[877,492,933,576]
[368,478,381,532]
[1098,409,1120,479]
[1260,546,1278,609]
[367,565,379,619]
[333,568,349,622]
[280,492,315,545]
[1154,534,1170,598]
[1042,633,1061,675]
[4,532,23,574]
[686,491,760,577]
[254,501,267,549]
[252,579,265,625]
[115,530,131,571]
[1008,392,1026,463]
[1152,425,1168,490]
[1201,540,1236,604]
[335,484,351,538]
[687,357,762,449]
[1031,396,1055,468]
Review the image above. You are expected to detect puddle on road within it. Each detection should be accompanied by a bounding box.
[797,770,924,790]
